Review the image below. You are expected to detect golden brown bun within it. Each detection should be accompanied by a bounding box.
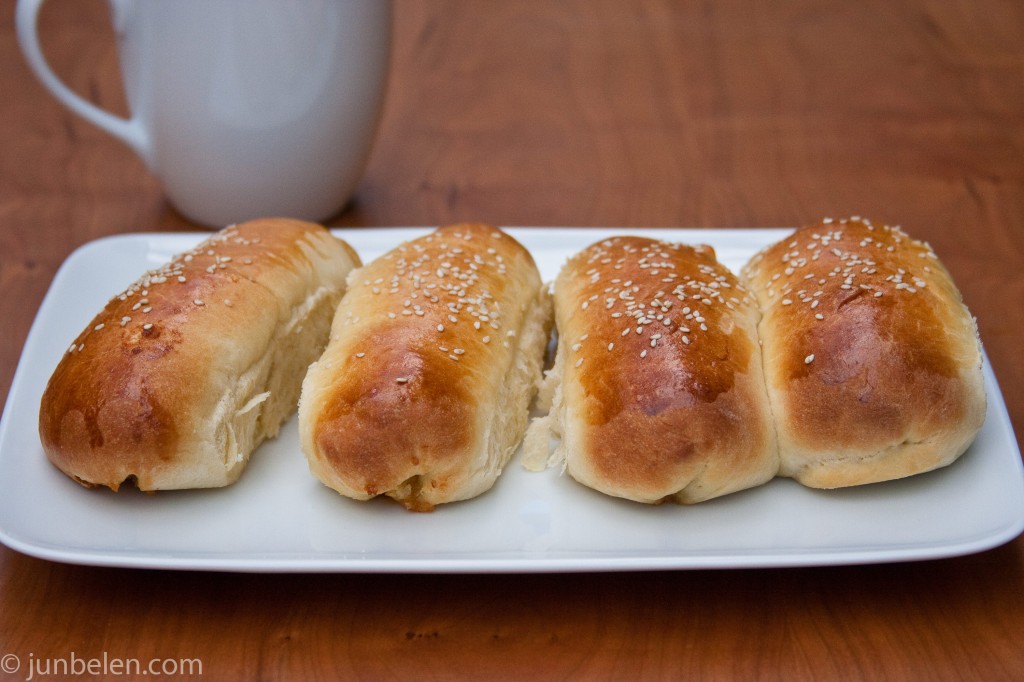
[529,236,779,504]
[741,218,986,488]
[39,218,361,491]
[299,224,551,511]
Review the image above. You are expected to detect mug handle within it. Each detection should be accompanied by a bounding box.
[16,0,151,165]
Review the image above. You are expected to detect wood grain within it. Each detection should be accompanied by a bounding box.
[2,0,1024,679]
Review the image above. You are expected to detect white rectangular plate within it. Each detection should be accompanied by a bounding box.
[1,227,1022,573]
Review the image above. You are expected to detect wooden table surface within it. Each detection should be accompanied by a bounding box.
[3,0,1023,679]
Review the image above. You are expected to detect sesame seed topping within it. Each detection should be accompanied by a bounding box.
[805,354,815,364]
[396,377,409,383]
[437,324,445,332]
[93,323,105,330]
[143,323,153,330]
[194,299,205,306]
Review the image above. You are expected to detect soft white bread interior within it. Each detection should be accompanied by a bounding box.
[38,218,361,491]
[527,236,779,504]
[740,217,986,488]
[299,223,551,511]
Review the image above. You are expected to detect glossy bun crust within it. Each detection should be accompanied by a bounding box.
[299,224,551,511]
[741,218,986,487]
[538,236,779,504]
[39,218,361,491]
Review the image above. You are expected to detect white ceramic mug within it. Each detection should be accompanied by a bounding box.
[17,0,391,227]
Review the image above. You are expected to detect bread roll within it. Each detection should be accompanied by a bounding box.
[299,223,551,511]
[39,218,361,491]
[526,236,779,504]
[741,217,986,488]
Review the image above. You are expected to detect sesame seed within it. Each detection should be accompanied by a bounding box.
[436,324,445,332]
[93,323,105,331]
[453,348,465,355]
[575,357,584,367]
[194,299,205,306]
[815,313,824,320]
[143,323,153,330]
[805,354,815,364]
[607,342,614,351]
[396,377,409,384]
[640,350,648,358]
[355,352,365,358]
